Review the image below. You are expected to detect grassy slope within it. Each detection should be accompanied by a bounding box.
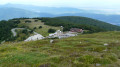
[18,19,60,36]
[0,31,120,67]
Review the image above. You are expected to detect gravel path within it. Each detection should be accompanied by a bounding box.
[11,28,44,41]
[11,28,25,37]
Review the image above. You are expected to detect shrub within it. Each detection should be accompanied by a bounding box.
[39,26,42,29]
[22,29,28,34]
[34,20,38,22]
[78,55,95,64]
[33,27,37,30]
[29,30,33,33]
[25,20,31,23]
[48,28,56,33]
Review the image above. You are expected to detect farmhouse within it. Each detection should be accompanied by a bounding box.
[70,28,83,33]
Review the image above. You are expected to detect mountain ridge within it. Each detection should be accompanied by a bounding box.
[0,4,120,26]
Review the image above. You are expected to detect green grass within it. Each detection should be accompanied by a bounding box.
[18,19,60,36]
[0,31,120,67]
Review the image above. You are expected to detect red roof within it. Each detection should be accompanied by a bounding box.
[70,28,83,32]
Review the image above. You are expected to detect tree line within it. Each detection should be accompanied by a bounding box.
[0,20,20,43]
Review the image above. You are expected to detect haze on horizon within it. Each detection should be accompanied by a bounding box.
[0,0,120,9]
[1,0,120,14]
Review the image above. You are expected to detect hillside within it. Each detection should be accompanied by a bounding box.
[0,31,120,67]
[40,17,120,32]
[56,16,120,31]
[0,20,17,43]
[1,16,120,43]
[18,19,60,36]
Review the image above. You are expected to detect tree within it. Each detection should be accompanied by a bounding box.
[22,29,28,34]
[48,28,56,33]
[33,27,37,30]
[29,30,33,33]
[25,20,31,23]
[35,20,38,22]
[39,26,42,29]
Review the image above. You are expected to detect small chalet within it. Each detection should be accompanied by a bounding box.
[70,28,83,33]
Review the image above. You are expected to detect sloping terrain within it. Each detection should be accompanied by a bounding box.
[1,16,120,42]
[0,31,120,67]
[18,19,60,36]
[56,16,120,31]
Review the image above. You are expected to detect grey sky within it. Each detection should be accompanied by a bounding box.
[0,0,120,9]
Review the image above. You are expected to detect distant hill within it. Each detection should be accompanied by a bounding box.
[0,7,39,20]
[2,3,95,14]
[0,4,120,26]
[57,13,120,26]
[55,16,120,31]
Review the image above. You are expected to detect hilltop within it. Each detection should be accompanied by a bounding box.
[0,31,120,67]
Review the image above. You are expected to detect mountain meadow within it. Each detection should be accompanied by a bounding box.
[0,16,120,67]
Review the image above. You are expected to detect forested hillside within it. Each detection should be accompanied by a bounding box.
[38,16,120,33]
[40,18,105,33]
[56,16,120,31]
[0,20,19,43]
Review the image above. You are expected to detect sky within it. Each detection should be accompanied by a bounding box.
[0,0,120,9]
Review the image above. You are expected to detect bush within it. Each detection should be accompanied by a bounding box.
[22,29,28,34]
[39,26,42,29]
[48,28,56,33]
[78,55,95,64]
[25,20,31,23]
[34,20,38,22]
[33,27,37,30]
[29,30,33,33]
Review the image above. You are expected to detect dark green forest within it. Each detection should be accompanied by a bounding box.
[0,20,19,43]
[36,16,120,33]
[40,17,105,33]
[56,16,120,31]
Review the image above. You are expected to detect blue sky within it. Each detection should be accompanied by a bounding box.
[0,0,120,9]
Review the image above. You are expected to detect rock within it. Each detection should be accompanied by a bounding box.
[24,34,44,41]
[96,63,101,66]
[50,40,54,43]
[104,43,109,46]
[80,42,82,44]
[103,49,107,51]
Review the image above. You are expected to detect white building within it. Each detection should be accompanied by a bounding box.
[49,30,77,39]
[49,30,63,38]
